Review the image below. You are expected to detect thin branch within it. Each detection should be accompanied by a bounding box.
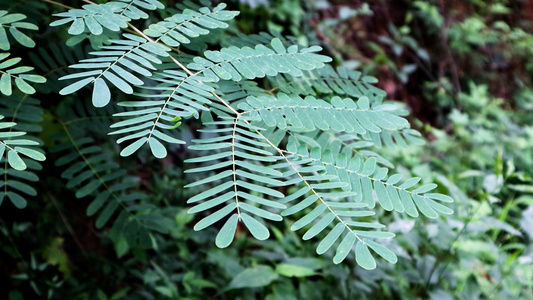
[44,188,87,253]
[42,0,73,10]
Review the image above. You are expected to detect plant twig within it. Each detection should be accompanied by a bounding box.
[42,0,73,10]
[44,188,87,253]
[426,202,480,288]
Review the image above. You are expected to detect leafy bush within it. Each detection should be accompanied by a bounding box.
[2,0,454,270]
[1,0,532,299]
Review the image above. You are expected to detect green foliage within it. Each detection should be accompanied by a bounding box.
[49,0,164,35]
[0,2,456,291]
[5,0,532,299]
[0,11,45,212]
[0,10,38,50]
[0,0,454,274]
[0,53,45,95]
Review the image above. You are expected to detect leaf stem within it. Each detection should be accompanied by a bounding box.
[42,0,73,10]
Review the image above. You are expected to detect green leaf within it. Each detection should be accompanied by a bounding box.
[426,193,454,203]
[188,191,235,214]
[187,181,233,203]
[84,16,103,35]
[399,177,421,189]
[426,198,454,215]
[399,189,418,217]
[316,223,345,255]
[103,71,133,94]
[276,264,315,278]
[185,170,233,188]
[11,22,38,30]
[236,180,284,198]
[355,242,376,270]
[333,233,356,264]
[95,201,120,229]
[120,137,147,157]
[310,182,349,189]
[188,142,232,151]
[0,73,11,95]
[238,202,281,221]
[364,239,398,264]
[148,137,167,159]
[19,74,46,83]
[7,191,26,209]
[76,179,102,198]
[3,139,37,145]
[411,194,438,218]
[0,132,25,138]
[374,181,393,211]
[235,170,283,186]
[9,27,35,48]
[0,26,9,50]
[68,18,85,35]
[302,212,335,240]
[413,183,438,194]
[8,66,38,74]
[87,191,110,216]
[14,78,35,94]
[282,195,318,216]
[241,212,269,240]
[7,180,36,195]
[92,78,110,107]
[270,38,286,54]
[111,114,157,128]
[229,265,278,289]
[152,130,185,144]
[7,150,26,170]
[215,213,239,248]
[291,204,326,231]
[194,203,236,231]
[353,231,395,239]
[0,57,21,69]
[0,13,26,24]
[361,157,376,176]
[15,147,45,161]
[59,77,94,95]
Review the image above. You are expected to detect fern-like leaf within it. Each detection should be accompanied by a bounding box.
[185,117,286,247]
[0,53,46,95]
[0,97,45,209]
[58,33,170,107]
[269,65,386,99]
[117,0,164,20]
[240,94,408,134]
[57,4,238,108]
[272,144,397,269]
[50,1,164,35]
[51,130,167,250]
[208,80,269,117]
[109,70,212,157]
[285,137,453,217]
[0,117,44,171]
[360,128,426,149]
[111,39,331,157]
[143,3,239,48]
[221,31,299,49]
[0,11,37,50]
[188,38,332,82]
[285,131,396,168]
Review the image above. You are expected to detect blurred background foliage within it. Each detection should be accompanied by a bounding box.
[1,0,533,299]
